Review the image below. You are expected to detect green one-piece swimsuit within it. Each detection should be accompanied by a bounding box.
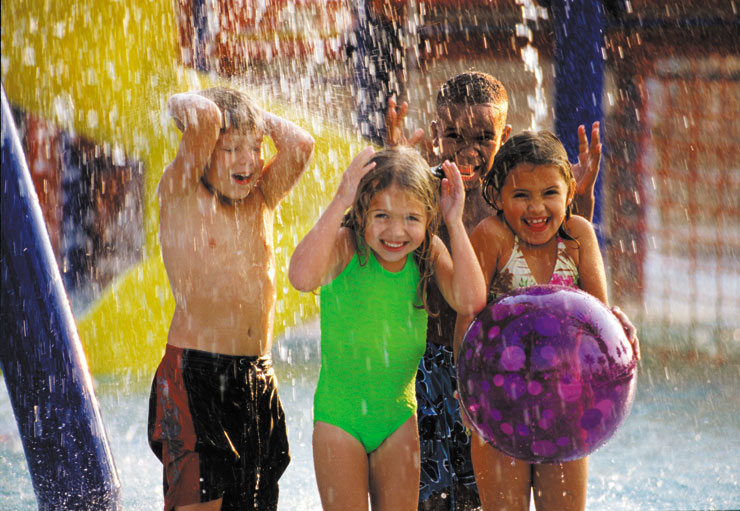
[314,251,428,453]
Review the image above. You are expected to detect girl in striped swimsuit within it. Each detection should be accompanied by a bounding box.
[454,130,615,511]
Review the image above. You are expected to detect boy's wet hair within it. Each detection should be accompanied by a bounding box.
[198,87,263,134]
[482,130,576,238]
[344,147,440,315]
[436,71,508,114]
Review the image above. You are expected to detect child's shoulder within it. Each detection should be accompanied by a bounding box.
[471,215,513,243]
[469,215,512,265]
[565,214,597,239]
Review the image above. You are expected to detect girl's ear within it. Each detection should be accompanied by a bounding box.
[492,190,503,211]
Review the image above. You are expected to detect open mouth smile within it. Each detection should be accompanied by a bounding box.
[456,164,481,181]
[232,173,253,185]
[523,217,550,232]
[382,240,408,252]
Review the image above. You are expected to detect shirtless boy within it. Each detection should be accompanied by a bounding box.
[147,87,315,511]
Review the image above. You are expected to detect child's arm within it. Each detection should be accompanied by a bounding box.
[431,161,487,318]
[568,215,608,304]
[452,216,505,360]
[288,147,376,292]
[571,121,602,221]
[159,92,222,198]
[259,111,315,209]
[570,215,642,358]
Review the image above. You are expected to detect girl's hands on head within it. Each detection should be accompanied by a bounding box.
[438,160,466,226]
[289,147,375,292]
[336,146,376,208]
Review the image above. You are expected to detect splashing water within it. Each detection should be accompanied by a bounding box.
[3,2,740,510]
[516,0,549,130]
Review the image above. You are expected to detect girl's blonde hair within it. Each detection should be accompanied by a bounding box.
[343,147,440,314]
[482,130,576,240]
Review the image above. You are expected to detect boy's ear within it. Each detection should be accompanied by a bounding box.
[430,120,440,150]
[500,124,512,144]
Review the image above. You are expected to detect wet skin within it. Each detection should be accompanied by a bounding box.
[427,103,510,346]
[364,184,429,273]
[203,130,264,201]
[432,103,510,195]
[496,162,574,249]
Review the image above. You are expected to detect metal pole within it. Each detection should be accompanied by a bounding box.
[1,84,121,510]
[549,0,606,227]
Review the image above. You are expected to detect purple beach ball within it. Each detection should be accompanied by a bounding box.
[457,285,637,463]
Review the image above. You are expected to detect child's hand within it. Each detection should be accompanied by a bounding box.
[438,160,466,225]
[610,305,641,361]
[453,389,475,433]
[336,147,376,208]
[572,122,602,197]
[385,97,425,148]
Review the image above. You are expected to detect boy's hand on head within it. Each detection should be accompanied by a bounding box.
[337,147,376,207]
[572,121,602,197]
[439,160,466,225]
[385,98,425,148]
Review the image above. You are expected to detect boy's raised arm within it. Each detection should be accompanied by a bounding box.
[571,121,602,221]
[384,97,427,150]
[159,93,222,198]
[259,111,315,208]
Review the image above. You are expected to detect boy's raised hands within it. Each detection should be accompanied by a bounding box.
[571,121,602,220]
[384,97,427,149]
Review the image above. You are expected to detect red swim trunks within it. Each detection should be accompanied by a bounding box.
[147,345,290,511]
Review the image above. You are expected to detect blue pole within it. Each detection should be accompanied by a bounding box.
[549,0,605,228]
[1,85,121,510]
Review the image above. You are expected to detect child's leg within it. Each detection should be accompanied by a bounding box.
[368,415,420,511]
[470,433,532,511]
[531,457,588,511]
[174,498,222,511]
[313,421,371,511]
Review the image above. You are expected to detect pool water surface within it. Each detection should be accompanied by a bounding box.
[1,339,738,510]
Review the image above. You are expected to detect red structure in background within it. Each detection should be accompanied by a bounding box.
[176,0,352,75]
[11,108,144,309]
[16,0,739,356]
[604,20,740,354]
[23,116,63,260]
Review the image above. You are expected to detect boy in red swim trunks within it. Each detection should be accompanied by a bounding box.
[147,87,314,511]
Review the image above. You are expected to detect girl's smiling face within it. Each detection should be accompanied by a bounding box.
[498,163,574,246]
[204,129,264,201]
[364,184,429,272]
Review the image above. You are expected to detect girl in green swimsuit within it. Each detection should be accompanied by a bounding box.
[289,146,486,511]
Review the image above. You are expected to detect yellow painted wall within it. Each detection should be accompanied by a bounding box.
[2,0,361,374]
